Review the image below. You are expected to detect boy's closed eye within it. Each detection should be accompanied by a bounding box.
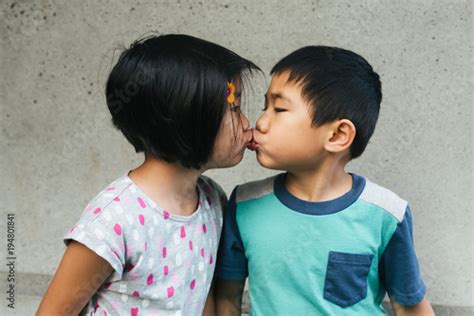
[262,96,287,113]
[261,106,287,112]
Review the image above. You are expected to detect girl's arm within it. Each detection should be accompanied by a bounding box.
[36,241,114,315]
[390,296,435,316]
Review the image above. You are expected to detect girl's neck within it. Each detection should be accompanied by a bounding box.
[285,158,352,203]
[128,156,202,216]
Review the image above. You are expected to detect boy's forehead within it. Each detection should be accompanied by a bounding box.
[267,71,303,99]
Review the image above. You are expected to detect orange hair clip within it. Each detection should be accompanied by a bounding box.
[226,82,235,104]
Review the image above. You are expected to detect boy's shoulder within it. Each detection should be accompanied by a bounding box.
[234,173,409,223]
[358,176,408,222]
[235,174,279,203]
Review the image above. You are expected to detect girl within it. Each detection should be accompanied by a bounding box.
[37,34,259,315]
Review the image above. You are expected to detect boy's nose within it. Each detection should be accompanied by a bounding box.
[255,114,268,133]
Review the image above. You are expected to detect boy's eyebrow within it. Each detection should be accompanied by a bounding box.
[265,91,292,104]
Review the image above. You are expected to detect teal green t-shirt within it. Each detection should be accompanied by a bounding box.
[216,173,426,315]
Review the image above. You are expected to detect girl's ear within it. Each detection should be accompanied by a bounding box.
[324,119,356,154]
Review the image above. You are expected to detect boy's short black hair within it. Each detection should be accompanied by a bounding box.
[106,34,259,169]
[271,46,382,159]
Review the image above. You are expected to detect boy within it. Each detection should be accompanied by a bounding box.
[215,46,434,315]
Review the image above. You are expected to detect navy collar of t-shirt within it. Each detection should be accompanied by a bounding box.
[273,173,366,216]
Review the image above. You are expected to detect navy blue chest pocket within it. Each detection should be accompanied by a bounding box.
[323,251,374,308]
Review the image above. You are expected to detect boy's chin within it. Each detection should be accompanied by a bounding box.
[255,153,285,171]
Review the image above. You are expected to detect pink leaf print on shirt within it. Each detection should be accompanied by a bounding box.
[200,248,204,257]
[139,214,145,225]
[202,223,207,234]
[133,291,139,297]
[189,240,193,251]
[167,286,174,298]
[180,226,186,238]
[190,279,196,290]
[113,197,120,202]
[118,241,125,252]
[104,282,111,289]
[137,197,146,208]
[147,274,154,285]
[164,265,169,276]
[113,224,122,236]
[210,255,213,264]
[112,249,120,259]
[131,307,139,316]
[162,246,167,258]
[94,207,101,215]
[207,196,213,206]
[163,210,170,220]
[126,245,133,257]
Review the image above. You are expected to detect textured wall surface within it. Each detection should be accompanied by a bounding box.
[1,0,472,312]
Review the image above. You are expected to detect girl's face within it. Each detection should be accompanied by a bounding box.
[206,79,253,169]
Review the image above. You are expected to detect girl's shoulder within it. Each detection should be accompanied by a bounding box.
[67,174,136,229]
[85,174,133,212]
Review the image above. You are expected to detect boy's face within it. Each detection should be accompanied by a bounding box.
[253,71,332,171]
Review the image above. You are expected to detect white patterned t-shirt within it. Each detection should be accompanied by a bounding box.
[63,171,226,315]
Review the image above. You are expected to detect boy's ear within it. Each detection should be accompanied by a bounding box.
[324,119,356,154]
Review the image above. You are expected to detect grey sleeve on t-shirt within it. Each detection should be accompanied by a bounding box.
[63,205,126,279]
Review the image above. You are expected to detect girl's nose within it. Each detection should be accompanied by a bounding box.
[241,112,250,131]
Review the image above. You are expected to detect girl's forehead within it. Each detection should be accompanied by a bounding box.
[231,77,242,89]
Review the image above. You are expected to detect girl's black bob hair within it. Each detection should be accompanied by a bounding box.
[106,34,260,169]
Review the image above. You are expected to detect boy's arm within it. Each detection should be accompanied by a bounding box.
[389,296,435,316]
[36,241,114,315]
[215,277,245,316]
[380,206,431,314]
[203,277,216,316]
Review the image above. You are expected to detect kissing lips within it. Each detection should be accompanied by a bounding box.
[247,141,257,151]
[246,129,258,151]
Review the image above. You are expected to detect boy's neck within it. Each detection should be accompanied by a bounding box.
[128,156,202,216]
[285,160,352,203]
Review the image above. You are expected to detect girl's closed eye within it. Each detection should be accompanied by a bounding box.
[230,104,242,112]
[230,92,242,112]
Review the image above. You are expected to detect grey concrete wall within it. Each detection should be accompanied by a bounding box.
[1,0,472,313]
